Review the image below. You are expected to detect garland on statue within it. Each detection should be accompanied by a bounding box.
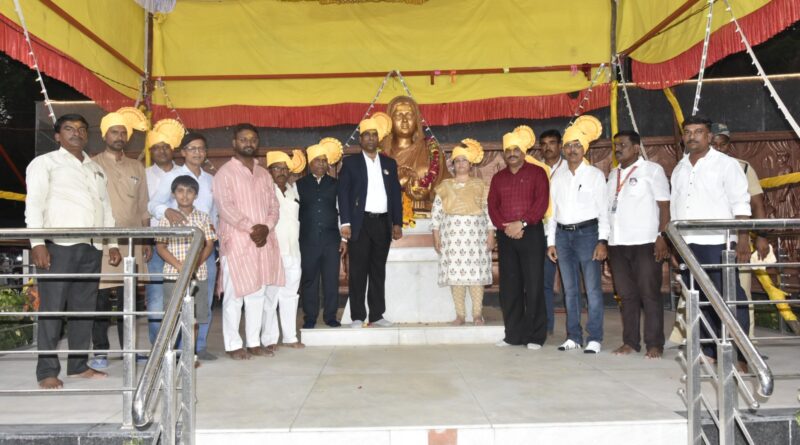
[417,138,441,188]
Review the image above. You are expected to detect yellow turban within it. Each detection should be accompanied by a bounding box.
[502,125,536,151]
[359,112,392,141]
[563,115,603,150]
[101,107,149,138]
[146,119,185,150]
[100,113,130,138]
[266,149,306,174]
[307,137,343,164]
[451,138,484,164]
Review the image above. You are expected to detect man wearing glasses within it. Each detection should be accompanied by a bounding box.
[148,132,219,361]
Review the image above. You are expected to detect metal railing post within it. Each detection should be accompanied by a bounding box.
[180,289,196,445]
[122,253,136,429]
[717,342,736,445]
[161,350,176,445]
[685,286,703,445]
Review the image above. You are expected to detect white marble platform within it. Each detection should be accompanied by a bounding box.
[301,324,504,346]
[341,219,480,324]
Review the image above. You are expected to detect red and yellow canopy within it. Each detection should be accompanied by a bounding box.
[1,0,796,128]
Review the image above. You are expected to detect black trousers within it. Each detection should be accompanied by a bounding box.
[92,285,124,353]
[300,239,341,324]
[496,223,547,345]
[347,214,391,323]
[608,243,664,351]
[37,242,102,381]
[681,243,750,360]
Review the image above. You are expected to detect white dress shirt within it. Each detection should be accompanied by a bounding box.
[607,158,670,246]
[25,147,117,249]
[145,162,176,227]
[546,162,609,247]
[148,164,218,226]
[363,151,388,213]
[274,183,301,259]
[670,148,750,245]
[547,157,566,179]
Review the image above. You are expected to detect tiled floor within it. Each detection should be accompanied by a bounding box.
[1,308,797,444]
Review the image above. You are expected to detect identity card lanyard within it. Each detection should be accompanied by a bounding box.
[611,166,638,213]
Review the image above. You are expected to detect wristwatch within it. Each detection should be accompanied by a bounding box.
[521,220,528,228]
[659,231,668,239]
[597,239,608,246]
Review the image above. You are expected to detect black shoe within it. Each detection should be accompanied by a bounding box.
[325,320,341,328]
[302,321,315,329]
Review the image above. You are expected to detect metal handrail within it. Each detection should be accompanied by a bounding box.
[667,219,789,398]
[0,227,202,438]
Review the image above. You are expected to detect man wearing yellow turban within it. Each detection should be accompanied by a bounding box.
[488,125,550,349]
[89,108,150,370]
[338,117,403,328]
[546,115,609,354]
[296,138,347,329]
[263,149,307,349]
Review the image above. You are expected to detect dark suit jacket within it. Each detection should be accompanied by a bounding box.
[296,174,340,247]
[337,152,403,241]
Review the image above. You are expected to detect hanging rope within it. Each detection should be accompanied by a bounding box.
[691,0,715,116]
[344,70,440,147]
[12,0,56,124]
[616,57,648,159]
[343,71,394,147]
[566,63,607,128]
[722,0,800,139]
[393,70,439,144]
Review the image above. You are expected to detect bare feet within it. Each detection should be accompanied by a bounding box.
[612,344,636,356]
[227,348,250,360]
[282,342,305,349]
[473,316,485,326]
[68,368,107,379]
[247,346,273,357]
[38,377,63,390]
[737,360,749,374]
[645,346,663,359]
[451,316,465,326]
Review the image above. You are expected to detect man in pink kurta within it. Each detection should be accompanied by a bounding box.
[214,123,284,360]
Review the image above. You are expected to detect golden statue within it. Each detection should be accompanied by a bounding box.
[381,95,448,213]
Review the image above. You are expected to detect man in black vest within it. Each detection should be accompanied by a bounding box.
[297,138,347,328]
[338,114,403,328]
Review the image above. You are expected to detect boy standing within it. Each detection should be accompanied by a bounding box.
[155,176,217,357]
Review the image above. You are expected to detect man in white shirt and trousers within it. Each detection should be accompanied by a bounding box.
[547,116,609,354]
[670,115,751,370]
[25,114,121,389]
[263,149,307,350]
[606,131,671,359]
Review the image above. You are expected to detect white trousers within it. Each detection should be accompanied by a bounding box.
[262,254,301,345]
[221,257,271,351]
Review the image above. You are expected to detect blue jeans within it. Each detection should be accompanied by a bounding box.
[556,224,604,345]
[145,249,165,345]
[196,248,217,352]
[543,255,556,332]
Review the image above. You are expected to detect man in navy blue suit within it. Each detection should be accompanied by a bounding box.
[338,113,403,328]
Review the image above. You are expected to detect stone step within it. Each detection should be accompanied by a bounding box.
[300,324,506,346]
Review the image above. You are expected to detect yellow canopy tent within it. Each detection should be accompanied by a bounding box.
[1,0,797,129]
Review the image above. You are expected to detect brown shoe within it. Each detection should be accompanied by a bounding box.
[226,348,250,360]
[67,368,108,379]
[38,376,63,390]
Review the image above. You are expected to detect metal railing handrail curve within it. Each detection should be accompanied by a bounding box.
[0,227,203,429]
[665,219,798,398]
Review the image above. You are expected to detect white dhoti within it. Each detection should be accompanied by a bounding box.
[262,254,301,345]
[221,257,272,351]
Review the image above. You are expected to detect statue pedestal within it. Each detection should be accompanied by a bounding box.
[341,219,476,324]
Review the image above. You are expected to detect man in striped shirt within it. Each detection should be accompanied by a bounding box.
[214,124,284,360]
